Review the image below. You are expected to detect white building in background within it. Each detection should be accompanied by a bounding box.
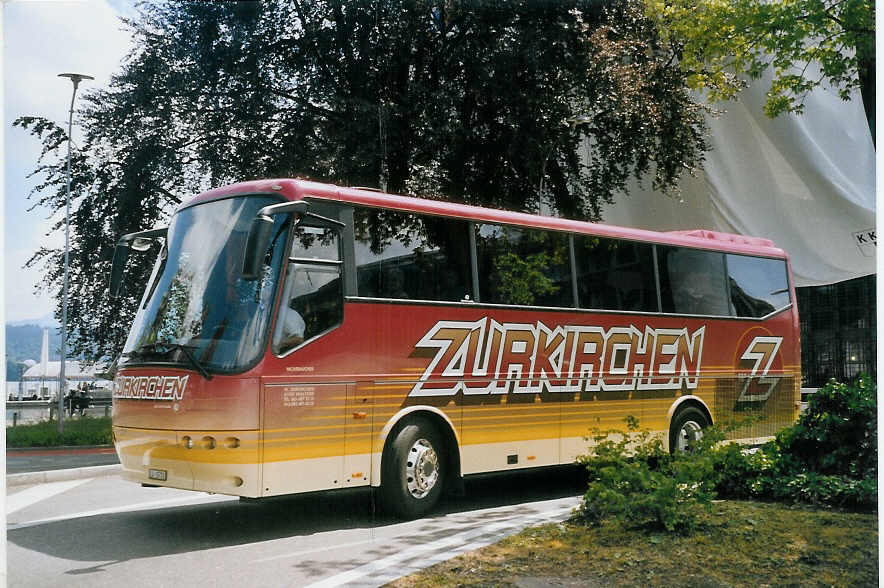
[8,328,110,400]
[15,361,110,400]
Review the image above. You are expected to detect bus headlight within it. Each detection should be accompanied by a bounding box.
[182,435,193,449]
[201,436,216,450]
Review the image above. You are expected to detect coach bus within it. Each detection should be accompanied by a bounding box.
[109,178,800,518]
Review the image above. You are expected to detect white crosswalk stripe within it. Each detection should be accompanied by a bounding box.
[6,478,93,515]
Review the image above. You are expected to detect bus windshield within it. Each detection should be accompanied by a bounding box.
[120,195,289,373]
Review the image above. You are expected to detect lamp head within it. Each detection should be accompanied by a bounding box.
[58,73,94,88]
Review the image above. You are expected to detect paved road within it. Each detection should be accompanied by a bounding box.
[7,447,119,474]
[7,467,585,587]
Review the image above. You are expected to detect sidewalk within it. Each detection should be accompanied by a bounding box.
[6,445,120,486]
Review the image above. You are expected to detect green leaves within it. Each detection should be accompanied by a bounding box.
[18,0,710,361]
[646,0,875,117]
[579,378,877,535]
[579,417,716,534]
[714,375,877,508]
[775,375,877,479]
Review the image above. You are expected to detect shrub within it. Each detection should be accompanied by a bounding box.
[770,472,877,507]
[774,375,876,479]
[708,443,776,499]
[580,376,877,533]
[6,416,112,447]
[578,416,718,533]
[709,376,877,509]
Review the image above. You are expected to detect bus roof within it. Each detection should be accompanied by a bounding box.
[188,178,787,258]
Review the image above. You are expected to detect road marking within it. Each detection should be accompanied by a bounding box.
[6,478,92,515]
[7,493,236,530]
[304,497,579,588]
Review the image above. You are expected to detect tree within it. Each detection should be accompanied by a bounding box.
[15,0,709,361]
[646,0,875,120]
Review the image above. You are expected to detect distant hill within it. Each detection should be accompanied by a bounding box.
[5,323,61,381]
[8,313,59,329]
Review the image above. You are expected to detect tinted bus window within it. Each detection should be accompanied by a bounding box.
[659,247,730,316]
[354,208,472,302]
[574,236,657,312]
[274,225,343,354]
[290,223,340,261]
[476,224,572,307]
[727,254,790,317]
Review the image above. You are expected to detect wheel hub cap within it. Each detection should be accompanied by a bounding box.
[676,420,703,452]
[405,438,439,499]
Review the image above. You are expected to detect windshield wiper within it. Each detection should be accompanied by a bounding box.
[124,342,213,380]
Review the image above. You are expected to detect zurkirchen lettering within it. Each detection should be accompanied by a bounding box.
[113,375,189,401]
[408,318,705,397]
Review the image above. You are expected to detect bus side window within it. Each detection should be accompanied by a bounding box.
[475,224,572,307]
[574,236,656,312]
[658,247,731,316]
[353,208,472,302]
[727,254,790,317]
[273,226,343,354]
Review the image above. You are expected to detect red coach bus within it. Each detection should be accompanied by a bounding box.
[110,178,800,518]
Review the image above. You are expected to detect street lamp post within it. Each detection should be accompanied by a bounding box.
[57,73,93,434]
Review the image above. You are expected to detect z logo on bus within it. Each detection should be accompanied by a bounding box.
[407,317,705,397]
[736,336,783,403]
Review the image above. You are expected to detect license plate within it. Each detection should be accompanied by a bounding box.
[148,468,167,481]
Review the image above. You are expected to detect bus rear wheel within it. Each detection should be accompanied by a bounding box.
[381,418,445,519]
[669,406,709,453]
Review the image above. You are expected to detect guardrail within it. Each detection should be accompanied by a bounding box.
[7,398,113,426]
[7,398,111,408]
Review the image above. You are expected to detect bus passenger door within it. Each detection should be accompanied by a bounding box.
[344,383,373,487]
[260,380,346,497]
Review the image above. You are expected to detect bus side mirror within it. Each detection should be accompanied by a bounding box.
[242,214,275,280]
[130,237,154,252]
[108,226,168,298]
[241,200,310,280]
[109,243,130,298]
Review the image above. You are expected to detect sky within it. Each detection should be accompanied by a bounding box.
[4,0,136,323]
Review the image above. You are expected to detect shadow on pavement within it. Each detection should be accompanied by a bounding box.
[7,465,587,574]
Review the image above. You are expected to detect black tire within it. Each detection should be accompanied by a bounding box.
[380,418,446,519]
[669,406,710,453]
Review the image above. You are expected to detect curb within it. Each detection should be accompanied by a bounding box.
[6,464,121,487]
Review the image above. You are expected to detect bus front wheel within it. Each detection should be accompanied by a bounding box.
[669,406,709,453]
[381,418,445,519]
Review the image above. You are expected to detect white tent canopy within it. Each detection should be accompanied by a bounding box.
[599,69,875,287]
[22,361,104,380]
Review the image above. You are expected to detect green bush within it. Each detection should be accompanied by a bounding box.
[578,416,719,533]
[6,416,112,447]
[709,376,877,509]
[707,442,776,499]
[580,377,877,534]
[775,376,876,479]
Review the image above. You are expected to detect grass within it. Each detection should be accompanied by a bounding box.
[391,500,877,587]
[6,416,112,447]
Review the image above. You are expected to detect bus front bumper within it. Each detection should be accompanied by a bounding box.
[113,426,261,497]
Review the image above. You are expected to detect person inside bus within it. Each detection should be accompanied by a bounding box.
[681,268,728,316]
[274,300,306,352]
[273,265,307,353]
